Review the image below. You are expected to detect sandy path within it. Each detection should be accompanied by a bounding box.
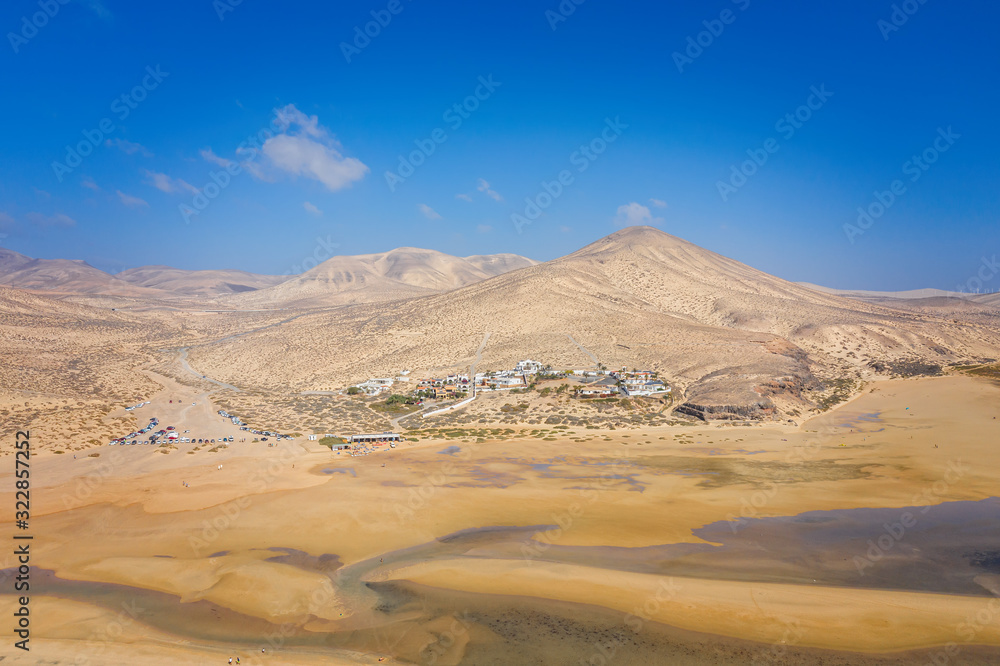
[567,333,598,367]
[469,331,491,379]
[177,346,241,391]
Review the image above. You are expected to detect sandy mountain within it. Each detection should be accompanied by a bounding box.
[0,253,166,298]
[798,283,971,301]
[974,292,1000,308]
[190,227,1000,417]
[116,265,286,297]
[800,283,1000,317]
[464,253,538,275]
[226,247,536,308]
[0,247,34,274]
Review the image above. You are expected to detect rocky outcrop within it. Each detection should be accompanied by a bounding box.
[675,401,775,421]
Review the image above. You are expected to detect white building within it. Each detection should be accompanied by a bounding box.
[515,359,544,374]
[492,375,526,387]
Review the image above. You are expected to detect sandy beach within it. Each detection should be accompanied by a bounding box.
[1,370,998,663]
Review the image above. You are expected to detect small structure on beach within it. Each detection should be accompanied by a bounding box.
[348,432,401,444]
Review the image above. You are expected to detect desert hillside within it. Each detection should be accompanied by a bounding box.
[0,248,164,298]
[116,265,286,297]
[0,246,534,305]
[189,227,1000,416]
[224,247,537,307]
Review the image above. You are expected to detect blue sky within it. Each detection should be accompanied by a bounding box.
[1,0,997,290]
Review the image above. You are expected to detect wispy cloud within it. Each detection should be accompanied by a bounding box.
[455,193,473,202]
[81,177,100,191]
[262,104,369,191]
[477,178,503,202]
[200,147,233,168]
[477,224,493,234]
[106,138,152,157]
[143,170,199,195]
[26,212,76,228]
[649,198,667,208]
[84,0,112,20]
[33,188,51,198]
[0,212,16,231]
[116,190,149,208]
[418,203,442,220]
[303,201,323,216]
[613,202,663,228]
[559,225,571,233]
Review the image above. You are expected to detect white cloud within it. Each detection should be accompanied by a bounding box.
[613,202,663,228]
[81,177,100,191]
[26,212,76,228]
[649,198,667,208]
[33,188,51,198]
[116,190,149,208]
[143,170,199,195]
[417,203,442,220]
[455,193,473,202]
[200,148,233,168]
[262,104,369,191]
[476,178,503,202]
[303,201,323,216]
[477,224,493,234]
[559,225,571,233]
[106,138,152,157]
[0,212,16,231]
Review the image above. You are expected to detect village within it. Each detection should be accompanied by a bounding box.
[351,359,671,400]
[107,359,671,458]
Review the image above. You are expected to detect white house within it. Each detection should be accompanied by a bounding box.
[579,377,620,397]
[515,359,544,374]
[623,380,669,397]
[491,375,526,388]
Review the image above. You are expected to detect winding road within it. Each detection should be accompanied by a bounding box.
[469,332,492,379]
[567,334,599,368]
[177,347,241,392]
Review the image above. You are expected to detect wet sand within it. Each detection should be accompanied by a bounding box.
[2,374,1000,663]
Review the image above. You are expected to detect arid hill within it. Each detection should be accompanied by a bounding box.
[225,247,537,308]
[0,246,534,304]
[116,265,285,298]
[800,282,1000,321]
[0,248,164,298]
[798,283,967,301]
[189,227,1000,418]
